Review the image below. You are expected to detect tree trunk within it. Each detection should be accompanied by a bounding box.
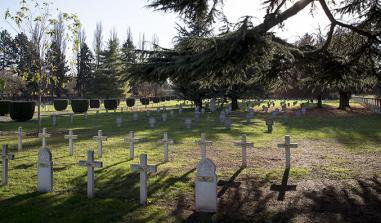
[194,98,202,108]
[339,91,351,110]
[317,95,322,108]
[230,96,239,111]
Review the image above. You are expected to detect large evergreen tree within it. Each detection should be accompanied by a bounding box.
[75,29,94,97]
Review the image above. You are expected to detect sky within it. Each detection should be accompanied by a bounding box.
[0,0,331,50]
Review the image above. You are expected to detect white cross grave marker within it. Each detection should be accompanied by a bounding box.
[69,113,74,123]
[79,150,103,198]
[38,128,51,147]
[93,130,107,158]
[158,132,174,162]
[51,114,57,127]
[15,127,23,151]
[2,145,15,186]
[195,133,213,159]
[277,135,298,169]
[131,154,157,205]
[124,131,139,160]
[233,134,253,167]
[64,130,78,156]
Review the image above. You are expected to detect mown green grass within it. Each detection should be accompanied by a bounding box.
[0,99,380,222]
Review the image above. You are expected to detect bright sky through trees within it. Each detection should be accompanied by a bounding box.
[0,0,330,48]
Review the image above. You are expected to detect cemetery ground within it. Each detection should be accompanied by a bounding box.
[0,100,380,223]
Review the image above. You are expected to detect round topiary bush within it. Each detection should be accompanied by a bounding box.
[0,100,10,116]
[165,96,171,101]
[53,99,68,111]
[126,98,135,107]
[104,99,118,110]
[90,99,100,108]
[71,99,89,113]
[140,98,149,106]
[160,97,166,102]
[9,101,35,121]
[152,97,160,103]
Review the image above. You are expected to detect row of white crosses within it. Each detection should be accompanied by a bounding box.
[7,125,298,209]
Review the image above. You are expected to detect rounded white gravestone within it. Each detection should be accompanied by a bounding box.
[195,158,217,212]
[37,147,53,192]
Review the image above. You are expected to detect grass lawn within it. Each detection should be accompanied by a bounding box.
[0,99,380,223]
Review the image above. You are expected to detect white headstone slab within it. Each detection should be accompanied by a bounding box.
[70,113,74,123]
[146,110,151,117]
[301,107,307,116]
[149,117,156,128]
[37,147,53,192]
[209,98,217,112]
[194,111,201,122]
[116,117,123,127]
[169,110,175,118]
[185,118,192,129]
[2,145,15,186]
[133,112,139,121]
[195,158,217,212]
[224,118,232,130]
[161,113,168,122]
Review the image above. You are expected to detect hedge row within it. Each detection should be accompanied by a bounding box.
[0,100,10,116]
[53,99,68,111]
[9,101,35,121]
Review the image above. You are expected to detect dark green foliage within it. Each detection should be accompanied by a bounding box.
[140,98,149,106]
[9,101,35,121]
[104,99,118,110]
[90,99,100,108]
[76,33,94,97]
[152,97,160,103]
[0,100,10,116]
[53,99,68,111]
[160,97,166,102]
[71,99,89,113]
[126,98,135,107]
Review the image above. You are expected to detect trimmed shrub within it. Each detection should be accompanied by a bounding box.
[0,100,10,116]
[9,101,35,121]
[140,98,149,106]
[104,99,118,110]
[71,99,89,113]
[126,98,135,107]
[53,99,68,111]
[90,99,100,108]
[165,96,171,101]
[160,97,166,102]
[152,97,160,103]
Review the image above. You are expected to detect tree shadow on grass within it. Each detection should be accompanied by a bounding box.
[303,177,381,223]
